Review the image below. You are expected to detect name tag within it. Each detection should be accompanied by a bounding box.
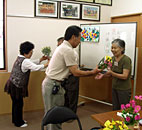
[114,61,118,66]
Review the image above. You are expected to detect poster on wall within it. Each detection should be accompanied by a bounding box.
[81,26,100,42]
[0,0,5,70]
[75,0,94,3]
[81,4,100,21]
[95,0,112,6]
[35,0,58,18]
[59,2,80,19]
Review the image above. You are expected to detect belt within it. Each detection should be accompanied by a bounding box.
[46,76,62,85]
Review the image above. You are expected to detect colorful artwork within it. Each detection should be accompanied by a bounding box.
[81,26,100,42]
[35,0,58,18]
[38,2,55,14]
[60,2,80,19]
[82,4,100,21]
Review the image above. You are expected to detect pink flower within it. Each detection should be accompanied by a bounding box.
[108,62,112,67]
[130,100,135,104]
[126,116,131,122]
[135,115,141,121]
[125,104,130,108]
[135,95,142,100]
[134,105,141,113]
[130,100,136,108]
[121,104,125,110]
[139,95,142,100]
[135,96,139,100]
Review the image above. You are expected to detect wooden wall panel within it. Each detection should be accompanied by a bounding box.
[0,71,45,114]
[79,76,112,103]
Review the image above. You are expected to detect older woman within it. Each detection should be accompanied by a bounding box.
[4,41,49,127]
[96,39,132,110]
[109,39,132,110]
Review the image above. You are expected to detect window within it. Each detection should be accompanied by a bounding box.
[0,0,6,70]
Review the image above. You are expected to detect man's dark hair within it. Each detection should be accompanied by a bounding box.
[64,25,82,41]
[20,41,34,55]
[57,37,64,42]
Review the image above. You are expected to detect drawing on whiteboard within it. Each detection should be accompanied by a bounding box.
[104,29,121,54]
[81,26,100,42]
[104,32,111,54]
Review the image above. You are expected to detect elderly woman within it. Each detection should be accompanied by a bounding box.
[4,41,49,127]
[96,39,132,110]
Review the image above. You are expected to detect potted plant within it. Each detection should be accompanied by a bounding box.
[121,96,142,129]
[41,46,51,57]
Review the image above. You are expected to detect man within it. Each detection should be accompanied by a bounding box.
[42,25,101,130]
[57,37,64,46]
[57,36,79,113]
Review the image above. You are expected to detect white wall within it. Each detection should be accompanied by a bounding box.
[6,0,111,72]
[111,0,142,17]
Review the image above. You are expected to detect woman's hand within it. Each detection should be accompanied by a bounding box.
[40,55,50,62]
[94,73,104,79]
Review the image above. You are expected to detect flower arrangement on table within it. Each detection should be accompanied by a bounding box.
[103,119,129,130]
[121,96,142,126]
[41,46,51,57]
[98,56,112,70]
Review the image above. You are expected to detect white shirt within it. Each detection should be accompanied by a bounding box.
[46,40,78,81]
[18,55,44,73]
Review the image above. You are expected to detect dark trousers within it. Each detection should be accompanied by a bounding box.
[64,75,79,113]
[112,88,131,110]
[10,95,25,127]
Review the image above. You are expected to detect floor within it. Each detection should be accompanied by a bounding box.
[0,101,112,130]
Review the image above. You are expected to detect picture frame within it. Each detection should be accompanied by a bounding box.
[94,0,112,6]
[59,2,81,20]
[75,0,94,3]
[35,0,58,18]
[81,4,100,21]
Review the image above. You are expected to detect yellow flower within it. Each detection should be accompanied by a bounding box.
[112,120,116,125]
[104,120,111,127]
[103,128,111,130]
[123,124,128,129]
[109,125,113,129]
[118,125,123,130]
[104,119,129,130]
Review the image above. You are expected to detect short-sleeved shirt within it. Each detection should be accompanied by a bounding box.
[112,55,132,90]
[46,40,78,81]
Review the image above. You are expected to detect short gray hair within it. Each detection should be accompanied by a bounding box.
[112,39,125,54]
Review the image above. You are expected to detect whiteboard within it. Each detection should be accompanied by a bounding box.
[79,23,137,77]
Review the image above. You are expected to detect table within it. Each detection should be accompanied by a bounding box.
[91,110,142,129]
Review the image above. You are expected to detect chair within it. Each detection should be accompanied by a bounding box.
[41,106,82,130]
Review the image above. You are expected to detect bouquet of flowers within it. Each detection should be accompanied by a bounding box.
[103,119,129,130]
[121,96,142,126]
[41,46,51,56]
[98,56,112,70]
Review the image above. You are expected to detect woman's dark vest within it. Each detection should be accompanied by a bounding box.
[9,56,30,88]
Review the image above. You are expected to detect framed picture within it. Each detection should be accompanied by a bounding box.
[75,0,94,3]
[94,0,112,6]
[59,2,80,20]
[81,25,100,42]
[81,4,100,21]
[35,0,58,18]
